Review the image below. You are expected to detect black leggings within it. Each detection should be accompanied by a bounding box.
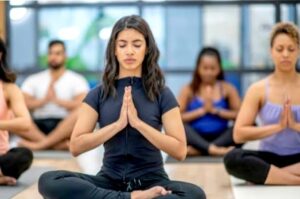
[185,124,241,155]
[34,118,62,135]
[224,148,300,184]
[39,170,206,199]
[0,147,33,179]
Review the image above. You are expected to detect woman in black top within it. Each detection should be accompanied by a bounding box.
[38,15,205,199]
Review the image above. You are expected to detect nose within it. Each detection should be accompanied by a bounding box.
[282,49,289,57]
[126,45,134,55]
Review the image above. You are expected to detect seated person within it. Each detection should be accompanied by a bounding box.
[178,47,241,156]
[0,38,33,185]
[38,15,206,199]
[224,22,300,185]
[19,40,89,150]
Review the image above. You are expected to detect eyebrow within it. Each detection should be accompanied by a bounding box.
[117,39,143,43]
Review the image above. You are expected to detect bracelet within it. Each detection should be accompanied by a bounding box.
[216,108,221,115]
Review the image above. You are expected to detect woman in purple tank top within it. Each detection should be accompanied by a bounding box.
[224,22,300,185]
[178,47,241,156]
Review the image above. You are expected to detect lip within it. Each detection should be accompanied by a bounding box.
[281,60,291,63]
[124,58,136,64]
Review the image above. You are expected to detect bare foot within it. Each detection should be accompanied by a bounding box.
[131,186,171,199]
[53,140,69,150]
[0,172,17,186]
[187,146,202,156]
[208,145,234,156]
[282,163,300,176]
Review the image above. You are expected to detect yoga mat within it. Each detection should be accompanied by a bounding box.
[166,156,223,163]
[230,176,300,199]
[0,166,53,199]
[33,150,72,159]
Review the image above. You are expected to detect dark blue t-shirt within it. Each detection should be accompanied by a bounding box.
[84,77,178,181]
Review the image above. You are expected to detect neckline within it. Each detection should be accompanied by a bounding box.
[265,101,300,108]
[195,96,224,103]
[115,76,142,87]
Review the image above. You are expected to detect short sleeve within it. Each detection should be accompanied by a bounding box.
[159,86,179,115]
[83,85,102,113]
[73,75,90,95]
[21,76,35,96]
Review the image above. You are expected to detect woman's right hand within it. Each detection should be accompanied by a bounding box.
[116,88,129,130]
[203,85,215,114]
[279,96,290,130]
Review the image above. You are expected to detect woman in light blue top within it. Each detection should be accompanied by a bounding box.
[224,22,300,185]
[178,47,241,156]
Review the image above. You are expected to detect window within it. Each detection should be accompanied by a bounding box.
[10,8,36,70]
[203,5,240,69]
[244,5,275,69]
[38,6,138,71]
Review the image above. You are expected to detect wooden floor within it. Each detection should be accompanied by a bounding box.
[12,158,234,199]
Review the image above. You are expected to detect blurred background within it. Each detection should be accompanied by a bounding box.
[0,0,300,97]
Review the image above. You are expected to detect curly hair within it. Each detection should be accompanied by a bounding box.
[270,22,300,48]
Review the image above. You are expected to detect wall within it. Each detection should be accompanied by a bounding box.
[0,1,5,40]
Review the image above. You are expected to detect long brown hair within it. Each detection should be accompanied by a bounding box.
[102,15,165,101]
[0,38,16,83]
[190,47,224,95]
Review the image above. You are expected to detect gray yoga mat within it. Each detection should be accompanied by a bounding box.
[166,156,223,163]
[33,150,73,159]
[0,166,53,199]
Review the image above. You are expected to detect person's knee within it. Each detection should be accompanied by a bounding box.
[1,147,33,179]
[18,147,33,165]
[38,171,62,195]
[188,184,206,199]
[179,182,206,199]
[223,148,244,175]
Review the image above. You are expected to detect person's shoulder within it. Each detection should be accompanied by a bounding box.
[25,70,49,81]
[65,70,88,82]
[3,82,21,95]
[65,70,83,76]
[158,86,177,101]
[160,86,173,94]
[221,80,234,89]
[3,82,18,89]
[89,84,103,92]
[84,84,105,105]
[181,84,192,93]
[248,78,266,91]
[244,77,267,100]
[220,81,239,93]
[178,84,193,97]
[87,84,105,97]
